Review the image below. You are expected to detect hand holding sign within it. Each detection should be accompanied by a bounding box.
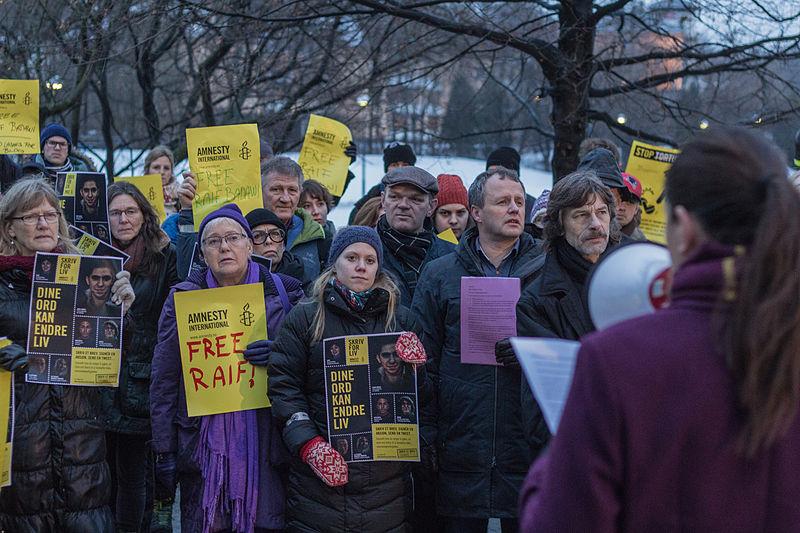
[301,436,349,487]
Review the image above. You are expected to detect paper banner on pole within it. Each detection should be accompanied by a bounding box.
[511,337,580,434]
[0,337,13,487]
[115,174,168,224]
[0,79,39,154]
[460,277,520,365]
[186,124,262,230]
[298,114,353,197]
[323,333,420,462]
[26,253,125,387]
[174,283,269,416]
[624,140,680,244]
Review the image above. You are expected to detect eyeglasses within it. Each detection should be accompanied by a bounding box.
[11,211,59,225]
[90,275,113,282]
[109,208,141,219]
[252,228,285,245]
[45,140,68,149]
[202,232,248,249]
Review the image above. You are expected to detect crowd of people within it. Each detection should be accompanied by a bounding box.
[0,121,799,533]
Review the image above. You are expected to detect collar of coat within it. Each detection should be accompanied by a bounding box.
[455,226,543,282]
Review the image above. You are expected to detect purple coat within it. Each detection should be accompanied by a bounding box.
[520,241,800,532]
[150,264,303,532]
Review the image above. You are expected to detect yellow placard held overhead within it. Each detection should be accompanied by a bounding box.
[624,140,680,244]
[0,79,39,154]
[186,124,262,230]
[0,337,12,487]
[174,283,270,417]
[115,174,168,224]
[297,114,353,197]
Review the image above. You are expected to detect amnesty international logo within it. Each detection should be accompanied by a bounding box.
[239,140,252,160]
[148,187,156,201]
[240,302,254,327]
[23,92,31,106]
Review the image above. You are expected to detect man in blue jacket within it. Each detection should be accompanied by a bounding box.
[411,167,543,533]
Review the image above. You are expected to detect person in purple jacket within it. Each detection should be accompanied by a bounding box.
[520,127,800,531]
[149,204,304,533]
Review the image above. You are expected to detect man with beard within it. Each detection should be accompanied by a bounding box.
[514,170,620,463]
[77,177,101,220]
[77,261,121,317]
[372,342,413,393]
[517,169,619,341]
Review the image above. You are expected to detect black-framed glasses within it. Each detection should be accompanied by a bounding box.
[202,232,248,249]
[11,211,59,225]
[45,140,68,149]
[252,228,285,245]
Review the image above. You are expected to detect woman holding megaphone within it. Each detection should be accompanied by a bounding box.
[520,127,800,531]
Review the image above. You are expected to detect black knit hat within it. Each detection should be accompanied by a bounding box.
[577,148,626,190]
[383,142,417,172]
[245,208,286,233]
[486,146,521,173]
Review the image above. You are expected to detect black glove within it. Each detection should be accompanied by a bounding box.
[243,339,274,367]
[495,338,518,367]
[0,343,27,372]
[344,141,358,165]
[153,452,177,500]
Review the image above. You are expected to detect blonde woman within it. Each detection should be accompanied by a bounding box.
[269,226,429,532]
[0,178,135,531]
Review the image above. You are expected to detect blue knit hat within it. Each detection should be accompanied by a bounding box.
[197,204,254,245]
[40,123,72,150]
[328,226,383,268]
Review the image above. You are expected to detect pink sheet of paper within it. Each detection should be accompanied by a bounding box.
[460,276,521,365]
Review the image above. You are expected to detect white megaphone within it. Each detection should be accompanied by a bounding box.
[588,242,672,331]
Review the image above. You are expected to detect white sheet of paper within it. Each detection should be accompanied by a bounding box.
[511,337,580,434]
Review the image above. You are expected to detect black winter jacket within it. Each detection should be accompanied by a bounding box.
[410,227,545,519]
[0,267,113,532]
[269,286,429,532]
[102,242,178,435]
[382,234,455,307]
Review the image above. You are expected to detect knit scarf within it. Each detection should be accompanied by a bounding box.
[331,277,374,313]
[377,215,433,275]
[195,260,260,533]
[0,255,35,282]
[554,238,595,287]
[113,234,147,273]
[43,158,73,180]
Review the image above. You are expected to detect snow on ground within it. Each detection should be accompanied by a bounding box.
[83,149,553,228]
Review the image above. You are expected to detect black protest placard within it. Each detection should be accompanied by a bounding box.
[57,172,111,243]
[26,253,124,387]
[323,333,420,463]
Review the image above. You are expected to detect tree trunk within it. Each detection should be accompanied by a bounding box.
[550,0,595,182]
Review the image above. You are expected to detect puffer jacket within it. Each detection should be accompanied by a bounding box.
[0,266,113,532]
[102,242,178,435]
[268,285,430,532]
[409,227,545,519]
[150,262,303,533]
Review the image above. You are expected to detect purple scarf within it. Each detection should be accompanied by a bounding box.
[196,260,260,533]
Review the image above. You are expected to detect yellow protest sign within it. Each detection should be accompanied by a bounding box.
[625,140,680,244]
[187,124,262,230]
[115,174,168,224]
[0,79,39,154]
[298,115,353,196]
[437,227,459,245]
[0,337,12,488]
[174,283,269,416]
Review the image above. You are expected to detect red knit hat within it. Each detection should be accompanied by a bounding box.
[436,174,468,209]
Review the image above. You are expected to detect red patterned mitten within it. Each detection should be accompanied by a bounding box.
[395,332,427,365]
[301,436,349,487]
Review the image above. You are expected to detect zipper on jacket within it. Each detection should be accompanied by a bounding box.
[490,365,498,512]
